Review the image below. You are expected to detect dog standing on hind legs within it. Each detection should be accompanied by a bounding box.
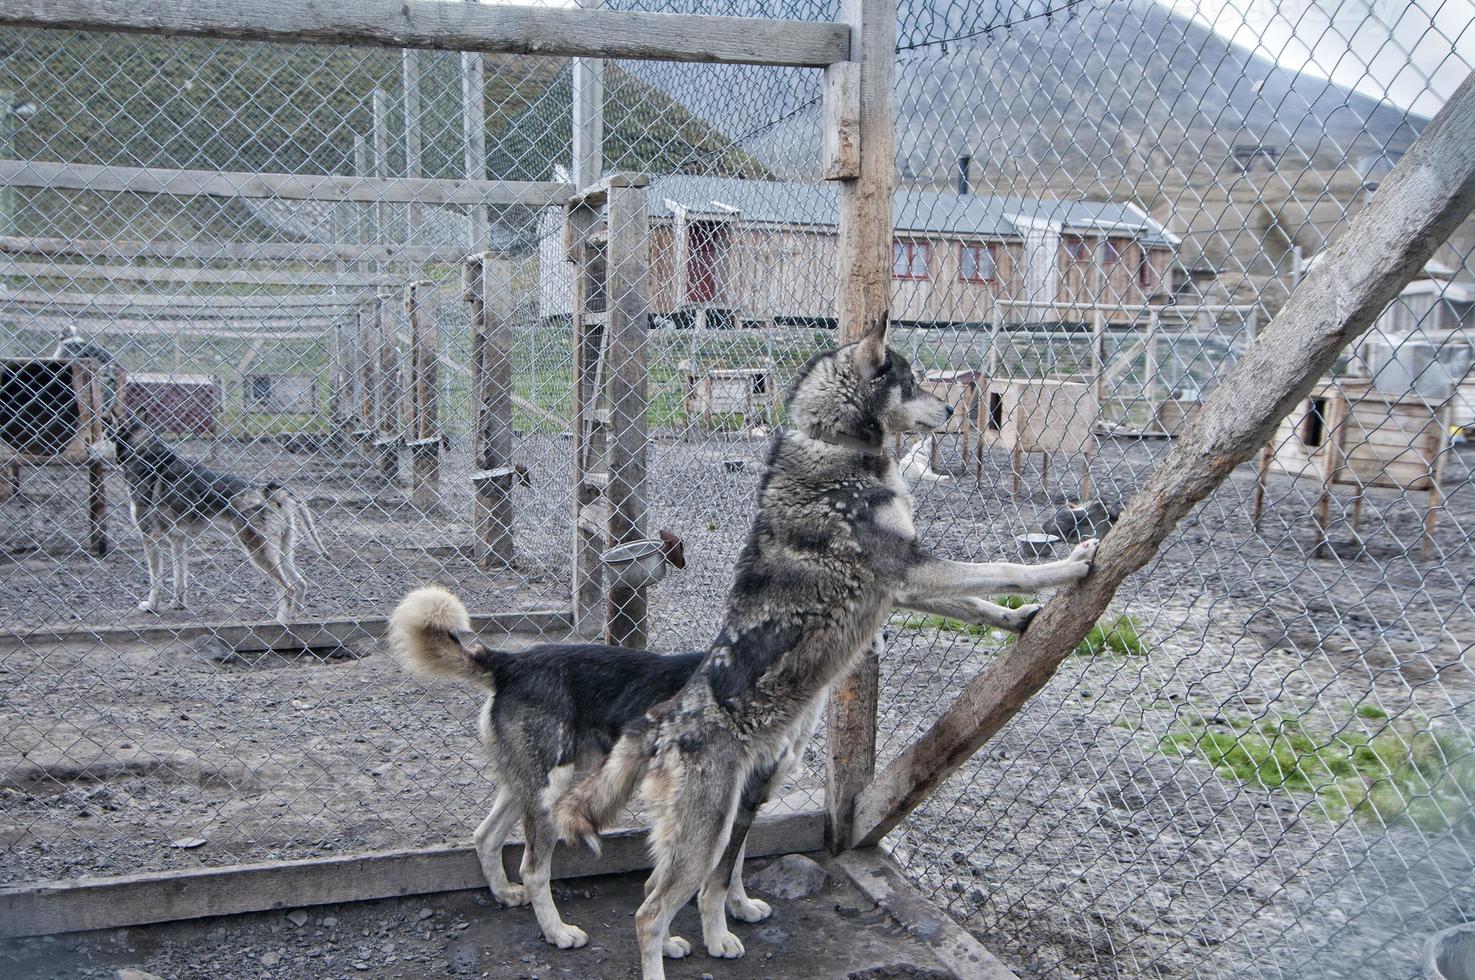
[555,316,1098,979]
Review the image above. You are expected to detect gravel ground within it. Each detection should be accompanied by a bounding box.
[2,425,1473,978]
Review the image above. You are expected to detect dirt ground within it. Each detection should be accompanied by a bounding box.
[0,853,960,979]
[3,426,1473,978]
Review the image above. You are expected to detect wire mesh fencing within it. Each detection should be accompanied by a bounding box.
[0,1,1472,978]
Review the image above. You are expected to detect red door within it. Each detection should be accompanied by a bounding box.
[687,225,719,304]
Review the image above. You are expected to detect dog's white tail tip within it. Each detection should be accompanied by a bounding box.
[580,833,601,857]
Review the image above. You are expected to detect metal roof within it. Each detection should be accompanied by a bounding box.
[649,176,1179,247]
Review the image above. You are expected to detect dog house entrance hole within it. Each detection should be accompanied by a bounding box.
[1302,396,1328,447]
[987,392,1004,431]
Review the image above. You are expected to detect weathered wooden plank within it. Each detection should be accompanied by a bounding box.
[0,0,850,68]
[834,849,1020,980]
[4,312,337,332]
[827,0,894,852]
[850,68,1475,848]
[0,809,826,939]
[572,0,604,191]
[0,609,575,652]
[373,291,403,482]
[0,234,465,265]
[820,61,861,181]
[466,254,517,567]
[0,259,396,288]
[603,182,651,649]
[0,159,570,208]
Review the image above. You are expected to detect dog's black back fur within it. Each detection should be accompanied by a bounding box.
[488,643,703,763]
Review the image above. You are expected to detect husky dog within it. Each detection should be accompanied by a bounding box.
[388,586,809,952]
[110,418,324,623]
[554,317,1097,979]
[898,435,952,484]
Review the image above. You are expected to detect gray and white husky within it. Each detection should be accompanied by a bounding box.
[110,418,325,623]
[555,316,1098,979]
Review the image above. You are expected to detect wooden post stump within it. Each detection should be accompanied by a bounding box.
[465,254,517,567]
[405,281,440,512]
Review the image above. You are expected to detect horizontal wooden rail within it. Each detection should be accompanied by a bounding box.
[0,160,570,207]
[0,808,825,938]
[0,235,468,265]
[2,312,336,337]
[0,260,395,288]
[0,0,849,68]
[1,289,370,311]
[849,68,1475,848]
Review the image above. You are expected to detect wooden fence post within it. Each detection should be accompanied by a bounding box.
[355,302,377,441]
[405,280,440,511]
[465,253,517,567]
[848,68,1475,848]
[825,0,895,852]
[603,181,651,649]
[569,199,606,639]
[374,289,402,482]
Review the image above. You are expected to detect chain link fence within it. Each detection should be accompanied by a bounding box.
[1,1,1472,978]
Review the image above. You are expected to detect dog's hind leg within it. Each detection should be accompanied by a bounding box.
[472,787,528,907]
[698,758,778,958]
[637,759,742,980]
[236,525,298,625]
[522,766,588,949]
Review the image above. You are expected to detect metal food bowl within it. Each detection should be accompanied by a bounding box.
[1016,532,1062,560]
[601,533,684,590]
[1426,922,1475,980]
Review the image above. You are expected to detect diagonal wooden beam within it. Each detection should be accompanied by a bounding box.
[850,70,1475,849]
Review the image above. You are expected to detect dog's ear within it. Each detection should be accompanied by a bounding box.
[851,311,891,378]
[448,628,485,656]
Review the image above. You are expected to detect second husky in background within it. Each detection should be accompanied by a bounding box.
[110,418,324,624]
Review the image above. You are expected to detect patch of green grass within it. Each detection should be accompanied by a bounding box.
[893,605,1149,658]
[1160,717,1475,831]
[1076,614,1146,657]
[1356,702,1390,721]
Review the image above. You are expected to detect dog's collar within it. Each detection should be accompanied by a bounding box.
[797,425,886,455]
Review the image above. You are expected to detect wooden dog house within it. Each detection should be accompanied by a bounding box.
[683,366,777,430]
[976,377,1098,495]
[0,357,109,554]
[1252,379,1450,557]
[123,373,222,436]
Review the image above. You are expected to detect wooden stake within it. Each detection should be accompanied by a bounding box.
[849,69,1475,848]
[826,0,895,853]
[466,254,516,568]
[406,281,440,511]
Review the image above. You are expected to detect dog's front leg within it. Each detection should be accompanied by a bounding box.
[903,539,1097,598]
[896,593,1041,634]
[169,537,189,609]
[137,532,164,613]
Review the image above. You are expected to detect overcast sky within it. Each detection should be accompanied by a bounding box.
[1161,0,1474,116]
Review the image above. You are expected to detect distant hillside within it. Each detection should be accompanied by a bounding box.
[612,0,1426,185]
[0,30,767,244]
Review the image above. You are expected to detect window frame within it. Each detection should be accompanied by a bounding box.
[892,239,931,281]
[958,242,998,284]
[1063,236,1091,263]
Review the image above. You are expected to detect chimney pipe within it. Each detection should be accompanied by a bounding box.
[957,154,971,195]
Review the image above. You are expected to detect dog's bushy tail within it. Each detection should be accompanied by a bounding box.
[265,485,327,554]
[389,586,497,690]
[554,725,652,855]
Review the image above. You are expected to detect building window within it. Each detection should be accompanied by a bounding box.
[1064,236,1090,262]
[959,243,997,283]
[893,240,930,280]
[1100,240,1122,265]
[1138,251,1154,289]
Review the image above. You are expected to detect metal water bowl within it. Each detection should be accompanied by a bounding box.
[1016,532,1061,560]
[1427,923,1475,980]
[601,534,684,590]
